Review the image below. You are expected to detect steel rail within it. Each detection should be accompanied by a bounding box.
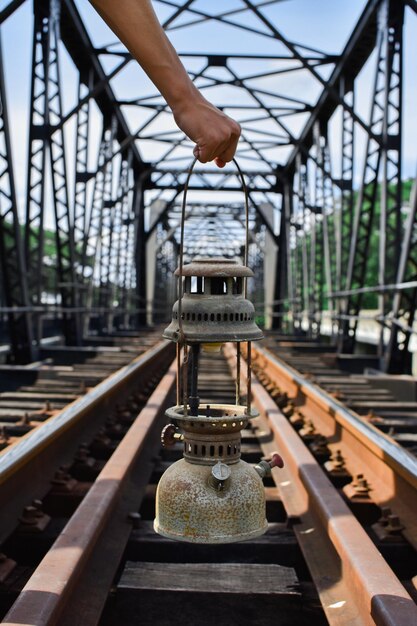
[223,343,417,626]
[3,358,177,626]
[250,343,417,549]
[0,340,172,544]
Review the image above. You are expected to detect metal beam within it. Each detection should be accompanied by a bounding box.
[283,0,381,178]
[59,0,144,170]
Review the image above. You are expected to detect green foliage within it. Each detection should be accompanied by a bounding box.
[293,179,414,311]
[351,178,413,308]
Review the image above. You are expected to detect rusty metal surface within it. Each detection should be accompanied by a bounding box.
[174,258,253,277]
[163,298,262,343]
[251,343,417,550]
[2,358,177,626]
[0,340,172,544]
[155,458,267,543]
[224,343,417,626]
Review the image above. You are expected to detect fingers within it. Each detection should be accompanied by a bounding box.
[216,124,240,165]
[214,157,226,168]
[195,121,241,168]
[195,142,226,164]
[173,95,241,167]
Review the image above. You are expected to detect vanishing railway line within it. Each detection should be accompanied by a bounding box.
[0,334,416,625]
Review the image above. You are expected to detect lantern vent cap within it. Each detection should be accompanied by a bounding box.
[175,257,253,278]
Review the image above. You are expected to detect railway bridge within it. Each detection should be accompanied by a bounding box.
[0,1,416,625]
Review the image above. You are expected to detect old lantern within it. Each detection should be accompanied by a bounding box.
[154,159,284,544]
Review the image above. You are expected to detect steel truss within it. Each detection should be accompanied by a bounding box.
[0,32,34,362]
[0,0,416,373]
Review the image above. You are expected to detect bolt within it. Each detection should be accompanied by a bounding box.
[289,411,304,427]
[331,449,346,470]
[20,505,39,525]
[353,475,371,494]
[299,419,316,437]
[386,514,404,535]
[128,512,141,529]
[75,447,88,462]
[32,500,44,517]
[378,507,392,526]
[22,413,31,426]
[311,435,329,452]
[51,468,71,486]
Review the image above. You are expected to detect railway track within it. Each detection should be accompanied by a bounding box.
[262,335,417,455]
[254,338,417,548]
[0,331,163,454]
[0,336,416,625]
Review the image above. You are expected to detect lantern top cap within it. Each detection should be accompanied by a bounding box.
[175,257,254,278]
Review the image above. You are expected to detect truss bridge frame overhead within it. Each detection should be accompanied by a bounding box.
[0,0,416,373]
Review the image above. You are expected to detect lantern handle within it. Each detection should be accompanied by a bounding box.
[177,157,250,341]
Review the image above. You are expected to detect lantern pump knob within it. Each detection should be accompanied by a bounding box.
[161,424,184,448]
[254,452,284,478]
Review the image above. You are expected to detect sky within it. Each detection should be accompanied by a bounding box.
[1,0,417,229]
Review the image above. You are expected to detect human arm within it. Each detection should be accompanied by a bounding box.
[89,0,241,166]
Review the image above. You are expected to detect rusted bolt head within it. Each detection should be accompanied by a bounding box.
[128,512,141,529]
[379,506,392,523]
[75,448,88,461]
[20,506,38,524]
[354,477,371,493]
[387,514,404,532]
[32,500,43,515]
[332,449,345,466]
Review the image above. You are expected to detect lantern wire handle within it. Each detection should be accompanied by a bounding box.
[176,156,251,412]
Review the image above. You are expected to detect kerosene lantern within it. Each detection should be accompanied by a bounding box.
[154,159,284,544]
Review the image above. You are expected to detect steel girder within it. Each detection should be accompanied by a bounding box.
[0,0,150,350]
[278,0,413,373]
[339,0,403,355]
[0,33,34,363]
[383,175,417,372]
[25,0,80,344]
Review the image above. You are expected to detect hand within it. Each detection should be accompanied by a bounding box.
[172,94,241,168]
